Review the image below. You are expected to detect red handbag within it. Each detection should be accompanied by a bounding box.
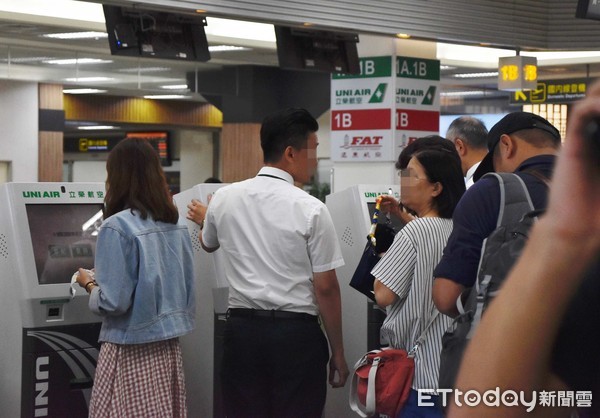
[349,348,414,417]
[349,312,439,417]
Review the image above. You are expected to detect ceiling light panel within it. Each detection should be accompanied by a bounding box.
[44,58,112,65]
[63,88,107,94]
[42,31,107,40]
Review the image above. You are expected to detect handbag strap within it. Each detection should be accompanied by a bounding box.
[349,349,383,417]
[408,310,439,358]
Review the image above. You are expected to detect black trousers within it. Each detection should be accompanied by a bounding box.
[221,312,329,418]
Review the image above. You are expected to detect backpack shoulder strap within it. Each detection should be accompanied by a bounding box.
[483,172,535,227]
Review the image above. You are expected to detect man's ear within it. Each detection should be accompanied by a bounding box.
[283,145,295,162]
[500,134,517,159]
[455,138,467,156]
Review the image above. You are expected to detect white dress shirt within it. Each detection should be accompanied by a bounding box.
[464,161,481,189]
[201,167,344,315]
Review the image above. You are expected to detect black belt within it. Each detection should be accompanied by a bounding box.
[227,308,318,322]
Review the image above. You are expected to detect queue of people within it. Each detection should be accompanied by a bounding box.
[74,81,600,417]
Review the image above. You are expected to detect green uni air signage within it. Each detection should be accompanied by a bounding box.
[332,56,392,79]
[396,57,440,81]
[22,191,61,198]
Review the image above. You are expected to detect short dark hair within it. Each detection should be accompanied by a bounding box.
[104,137,179,223]
[260,108,318,164]
[512,128,562,149]
[412,147,466,218]
[396,135,459,170]
[446,116,488,150]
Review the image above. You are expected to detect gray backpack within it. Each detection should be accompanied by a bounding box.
[438,172,542,389]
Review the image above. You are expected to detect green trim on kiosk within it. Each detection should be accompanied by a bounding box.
[39,298,71,305]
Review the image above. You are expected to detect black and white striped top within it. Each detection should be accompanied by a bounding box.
[371,217,453,393]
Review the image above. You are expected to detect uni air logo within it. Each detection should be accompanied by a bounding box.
[369,83,388,103]
[22,191,61,198]
[421,86,436,105]
[35,356,49,417]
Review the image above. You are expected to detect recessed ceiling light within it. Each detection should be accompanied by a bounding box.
[45,58,112,65]
[208,45,251,52]
[119,67,171,73]
[42,31,108,40]
[143,94,188,100]
[160,85,189,90]
[441,90,487,97]
[195,9,207,14]
[64,77,115,82]
[0,56,56,63]
[452,72,498,78]
[396,33,411,39]
[78,125,118,130]
[63,88,107,94]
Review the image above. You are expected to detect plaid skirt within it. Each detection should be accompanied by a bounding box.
[89,338,187,418]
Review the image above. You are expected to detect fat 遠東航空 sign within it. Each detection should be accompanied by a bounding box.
[330,56,440,162]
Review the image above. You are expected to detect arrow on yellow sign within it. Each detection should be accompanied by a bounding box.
[513,91,528,102]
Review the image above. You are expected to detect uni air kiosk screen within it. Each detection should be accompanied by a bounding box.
[173,183,229,418]
[0,182,105,418]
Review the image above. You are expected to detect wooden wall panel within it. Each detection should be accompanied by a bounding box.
[38,84,64,182]
[221,123,262,183]
[38,132,63,182]
[64,95,222,128]
[39,84,63,110]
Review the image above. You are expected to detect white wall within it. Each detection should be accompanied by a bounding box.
[0,80,38,182]
[72,160,106,182]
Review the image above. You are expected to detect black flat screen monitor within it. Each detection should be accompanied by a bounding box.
[103,5,210,62]
[275,26,360,75]
[576,0,600,19]
[26,204,103,285]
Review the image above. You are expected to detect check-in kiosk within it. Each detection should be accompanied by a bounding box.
[0,182,105,418]
[325,184,400,416]
[173,183,229,418]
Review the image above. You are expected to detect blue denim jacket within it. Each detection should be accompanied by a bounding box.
[89,209,195,344]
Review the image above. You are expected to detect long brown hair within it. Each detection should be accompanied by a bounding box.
[104,137,179,223]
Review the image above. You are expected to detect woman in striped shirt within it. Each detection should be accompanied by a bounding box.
[372,143,465,418]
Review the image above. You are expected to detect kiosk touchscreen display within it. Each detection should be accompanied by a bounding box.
[367,202,405,232]
[25,204,103,285]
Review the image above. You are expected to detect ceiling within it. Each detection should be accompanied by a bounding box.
[1,0,600,131]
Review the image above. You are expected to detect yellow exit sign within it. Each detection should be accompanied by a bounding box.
[498,56,538,91]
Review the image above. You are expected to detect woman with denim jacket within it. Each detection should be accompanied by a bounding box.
[76,137,195,417]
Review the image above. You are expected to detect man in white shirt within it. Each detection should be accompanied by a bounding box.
[446,116,489,188]
[190,108,348,418]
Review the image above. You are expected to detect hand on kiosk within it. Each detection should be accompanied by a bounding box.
[186,198,208,228]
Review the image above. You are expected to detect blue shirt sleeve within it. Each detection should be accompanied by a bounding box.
[433,177,500,287]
